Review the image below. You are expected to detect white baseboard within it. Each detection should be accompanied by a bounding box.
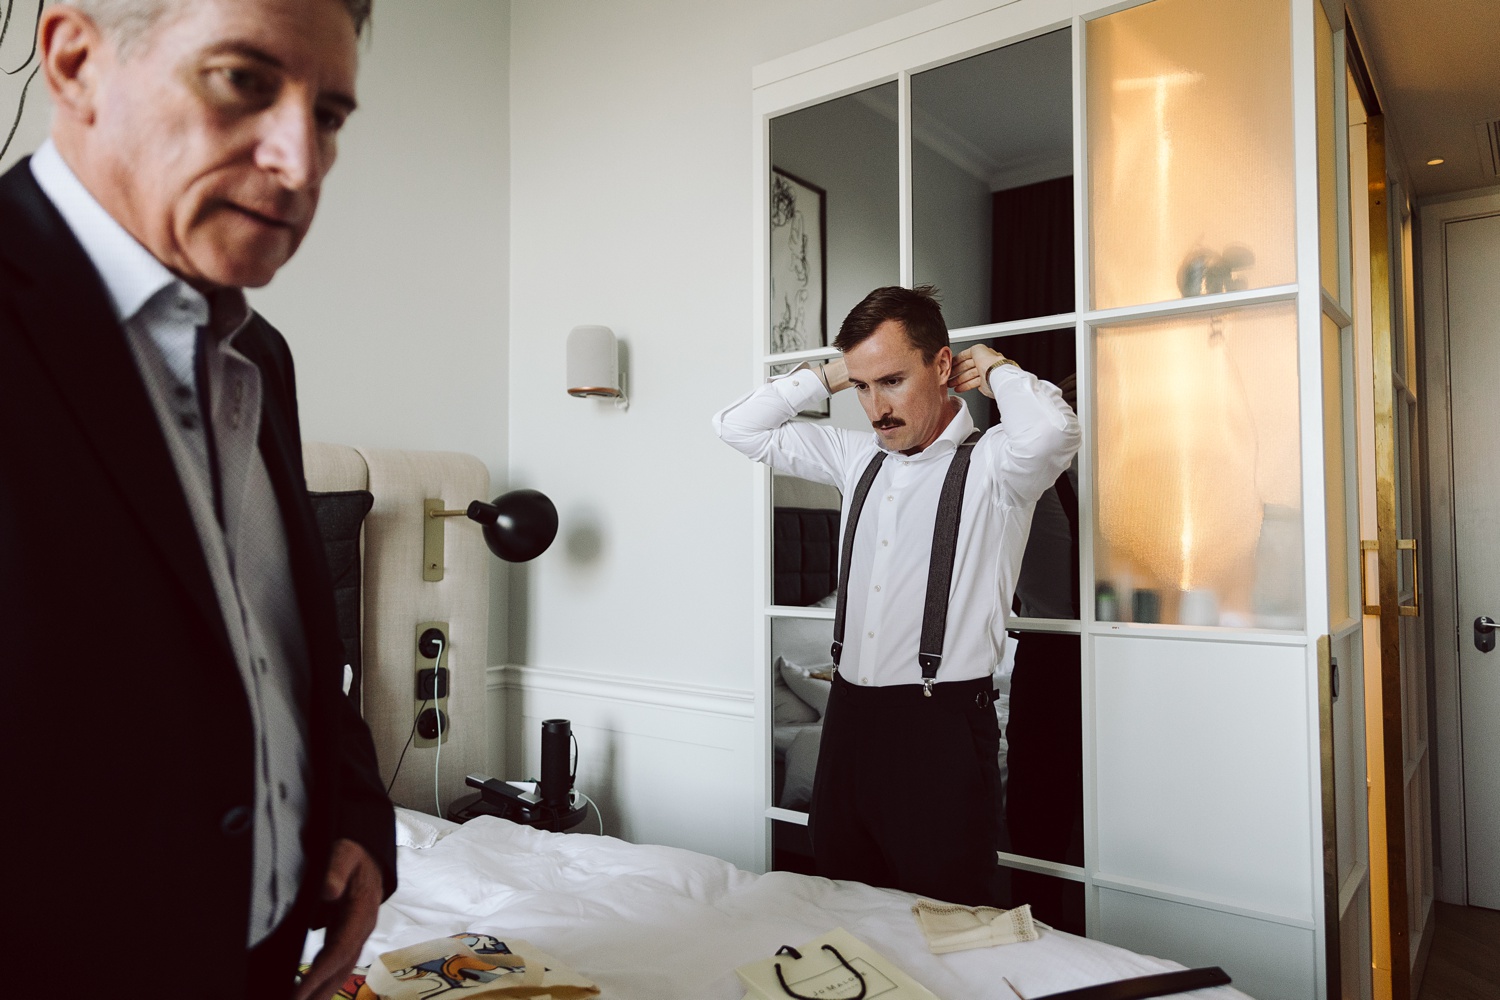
[487,664,762,871]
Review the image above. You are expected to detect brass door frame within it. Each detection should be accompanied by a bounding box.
[1349,20,1410,1000]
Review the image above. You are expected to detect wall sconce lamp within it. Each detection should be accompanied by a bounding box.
[423,489,559,581]
[567,325,628,408]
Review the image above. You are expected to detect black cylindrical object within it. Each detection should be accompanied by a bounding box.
[539,718,572,807]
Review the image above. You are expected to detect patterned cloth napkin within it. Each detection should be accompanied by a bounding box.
[911,899,1041,954]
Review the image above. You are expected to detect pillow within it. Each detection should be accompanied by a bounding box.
[308,490,374,701]
[774,659,820,725]
[779,656,834,718]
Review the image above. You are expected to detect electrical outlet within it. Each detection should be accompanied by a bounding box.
[414,621,451,748]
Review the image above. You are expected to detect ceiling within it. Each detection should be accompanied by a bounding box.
[1348,0,1500,199]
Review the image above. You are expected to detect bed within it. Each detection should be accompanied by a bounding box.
[302,444,1253,1000]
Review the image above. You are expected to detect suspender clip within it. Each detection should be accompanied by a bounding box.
[923,677,934,698]
[830,641,843,666]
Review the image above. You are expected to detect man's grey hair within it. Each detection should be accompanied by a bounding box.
[55,0,372,53]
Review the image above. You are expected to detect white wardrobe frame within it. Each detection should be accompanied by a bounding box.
[746,2,1360,998]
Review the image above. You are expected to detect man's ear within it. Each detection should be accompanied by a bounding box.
[40,5,108,126]
[934,345,953,385]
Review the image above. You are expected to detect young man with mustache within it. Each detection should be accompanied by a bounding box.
[715,284,1079,905]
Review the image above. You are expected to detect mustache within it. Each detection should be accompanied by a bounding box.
[872,417,905,431]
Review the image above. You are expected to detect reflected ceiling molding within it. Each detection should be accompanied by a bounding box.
[989,150,1075,192]
[853,87,997,186]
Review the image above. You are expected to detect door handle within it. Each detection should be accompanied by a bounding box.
[1476,616,1496,653]
[1398,538,1419,617]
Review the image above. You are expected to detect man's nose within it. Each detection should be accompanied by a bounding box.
[255,99,325,191]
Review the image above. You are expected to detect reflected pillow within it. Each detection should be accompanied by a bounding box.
[774,659,820,725]
[779,656,833,718]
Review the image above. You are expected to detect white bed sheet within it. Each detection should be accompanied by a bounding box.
[306,810,1253,1000]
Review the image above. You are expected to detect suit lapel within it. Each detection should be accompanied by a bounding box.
[0,162,232,653]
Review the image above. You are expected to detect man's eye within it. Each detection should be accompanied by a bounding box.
[213,66,276,100]
[315,107,349,133]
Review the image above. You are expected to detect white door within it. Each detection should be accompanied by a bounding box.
[1447,209,1500,910]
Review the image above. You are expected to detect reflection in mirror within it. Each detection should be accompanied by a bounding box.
[769,83,899,356]
[911,29,1073,331]
[771,473,842,607]
[770,616,835,854]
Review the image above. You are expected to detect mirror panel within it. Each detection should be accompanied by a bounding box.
[769,83,899,355]
[911,29,1075,331]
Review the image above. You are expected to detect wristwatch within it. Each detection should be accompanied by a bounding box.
[983,355,1019,382]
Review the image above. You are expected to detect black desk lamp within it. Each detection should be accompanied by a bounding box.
[465,489,558,562]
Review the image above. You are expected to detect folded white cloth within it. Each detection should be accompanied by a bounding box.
[911,898,1040,954]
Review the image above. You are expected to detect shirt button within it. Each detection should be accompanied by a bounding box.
[178,414,198,430]
[861,677,870,685]
[874,585,881,592]
[220,806,252,837]
[867,631,875,638]
[881,539,889,547]
[886,495,894,501]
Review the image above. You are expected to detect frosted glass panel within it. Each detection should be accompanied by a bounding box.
[1094,301,1303,629]
[1323,315,1351,628]
[769,84,899,355]
[1087,0,1295,310]
[911,29,1073,330]
[1315,4,1340,298]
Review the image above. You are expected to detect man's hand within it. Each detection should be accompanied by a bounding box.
[818,357,851,394]
[948,344,1007,399]
[293,838,384,1000]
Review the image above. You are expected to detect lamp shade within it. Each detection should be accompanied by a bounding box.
[465,489,558,562]
[567,325,622,398]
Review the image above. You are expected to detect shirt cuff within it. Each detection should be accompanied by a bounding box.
[767,362,831,410]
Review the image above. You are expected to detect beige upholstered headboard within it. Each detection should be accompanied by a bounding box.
[303,442,491,818]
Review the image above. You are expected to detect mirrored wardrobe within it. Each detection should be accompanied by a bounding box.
[753,2,1371,997]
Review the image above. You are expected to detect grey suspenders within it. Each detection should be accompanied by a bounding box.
[830,430,983,696]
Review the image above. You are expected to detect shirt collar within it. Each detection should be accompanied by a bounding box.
[30,139,182,326]
[875,395,976,460]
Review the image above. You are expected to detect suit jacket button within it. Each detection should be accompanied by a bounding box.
[221,806,252,837]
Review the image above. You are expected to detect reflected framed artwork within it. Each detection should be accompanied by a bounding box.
[769,167,827,357]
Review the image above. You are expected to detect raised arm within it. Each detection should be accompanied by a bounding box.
[950,344,1081,507]
[712,361,856,487]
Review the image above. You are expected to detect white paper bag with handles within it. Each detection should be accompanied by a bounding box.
[735,928,941,1000]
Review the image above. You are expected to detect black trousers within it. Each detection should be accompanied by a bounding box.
[810,673,1004,907]
[246,910,309,1000]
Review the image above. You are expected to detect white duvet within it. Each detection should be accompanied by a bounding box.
[305,810,1252,1000]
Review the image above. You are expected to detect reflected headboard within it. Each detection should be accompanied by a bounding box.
[303,442,491,818]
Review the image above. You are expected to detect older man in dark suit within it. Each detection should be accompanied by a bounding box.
[0,2,394,998]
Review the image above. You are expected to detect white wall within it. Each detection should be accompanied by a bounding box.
[507,0,939,864]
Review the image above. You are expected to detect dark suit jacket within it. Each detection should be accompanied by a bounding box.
[0,158,395,985]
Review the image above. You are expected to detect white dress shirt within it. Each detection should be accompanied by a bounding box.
[31,140,310,946]
[715,362,1080,687]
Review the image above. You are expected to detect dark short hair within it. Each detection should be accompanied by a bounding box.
[833,285,949,363]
